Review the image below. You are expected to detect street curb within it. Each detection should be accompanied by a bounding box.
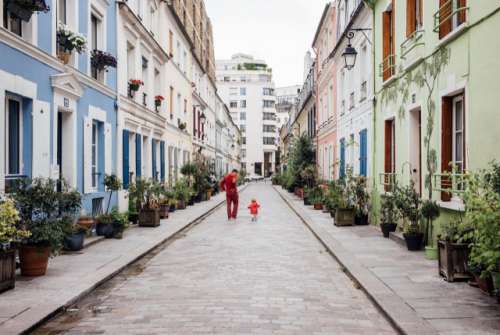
[274,186,439,335]
[19,185,249,335]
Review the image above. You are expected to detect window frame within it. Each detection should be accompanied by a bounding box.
[452,95,464,173]
[5,96,23,176]
[91,120,99,189]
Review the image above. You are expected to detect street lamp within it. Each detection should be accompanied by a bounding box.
[199,112,206,124]
[340,29,372,71]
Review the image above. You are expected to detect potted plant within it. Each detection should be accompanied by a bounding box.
[110,207,128,239]
[6,0,50,22]
[299,165,317,199]
[95,213,114,238]
[56,23,87,64]
[174,178,192,210]
[332,172,355,227]
[353,176,369,225]
[90,50,117,72]
[0,199,30,293]
[129,178,161,227]
[63,220,88,252]
[396,182,424,251]
[154,95,164,111]
[437,218,473,282]
[12,178,81,276]
[104,174,122,214]
[308,186,324,210]
[77,211,94,230]
[169,198,178,212]
[380,192,400,238]
[128,79,143,97]
[178,121,187,131]
[421,200,440,259]
[158,186,173,219]
[463,163,500,295]
[128,195,139,224]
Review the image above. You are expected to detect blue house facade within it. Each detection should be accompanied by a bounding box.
[0,0,118,215]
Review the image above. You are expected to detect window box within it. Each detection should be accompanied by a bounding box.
[56,23,87,64]
[154,95,164,110]
[6,0,50,22]
[128,79,144,92]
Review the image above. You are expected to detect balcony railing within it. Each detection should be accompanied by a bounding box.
[379,172,398,192]
[379,54,396,80]
[433,0,468,33]
[401,29,425,59]
[432,173,467,194]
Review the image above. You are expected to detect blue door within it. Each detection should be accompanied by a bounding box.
[135,134,142,178]
[359,129,367,177]
[340,138,346,179]
[123,130,129,188]
[152,140,157,181]
[160,141,165,182]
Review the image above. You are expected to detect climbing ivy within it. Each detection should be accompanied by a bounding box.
[380,47,451,200]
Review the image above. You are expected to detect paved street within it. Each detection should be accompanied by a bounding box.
[34,183,395,335]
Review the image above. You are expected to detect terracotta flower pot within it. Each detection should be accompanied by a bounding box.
[19,245,51,277]
[313,203,323,210]
[77,216,94,230]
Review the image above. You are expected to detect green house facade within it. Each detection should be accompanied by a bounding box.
[369,0,500,239]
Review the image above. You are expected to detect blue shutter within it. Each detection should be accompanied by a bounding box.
[360,129,367,177]
[123,130,130,189]
[152,140,157,181]
[135,134,142,178]
[160,141,165,182]
[340,138,346,179]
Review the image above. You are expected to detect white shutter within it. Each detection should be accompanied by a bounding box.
[104,122,112,175]
[83,117,92,193]
[32,100,51,178]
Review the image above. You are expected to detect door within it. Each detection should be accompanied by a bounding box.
[254,162,262,176]
[410,109,421,194]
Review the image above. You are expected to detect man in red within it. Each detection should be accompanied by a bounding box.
[220,169,239,220]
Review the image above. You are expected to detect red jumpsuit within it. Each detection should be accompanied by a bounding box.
[221,173,238,219]
[248,202,260,215]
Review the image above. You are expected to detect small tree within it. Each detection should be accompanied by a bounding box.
[104,174,122,214]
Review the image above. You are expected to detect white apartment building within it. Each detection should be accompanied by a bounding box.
[275,85,300,132]
[334,0,372,179]
[216,54,278,177]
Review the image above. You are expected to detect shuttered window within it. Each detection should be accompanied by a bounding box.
[384,119,395,191]
[406,0,423,37]
[359,129,368,177]
[340,138,346,179]
[382,2,395,81]
[6,98,21,175]
[122,130,130,189]
[439,0,467,39]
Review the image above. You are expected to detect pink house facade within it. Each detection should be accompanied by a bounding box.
[313,3,338,181]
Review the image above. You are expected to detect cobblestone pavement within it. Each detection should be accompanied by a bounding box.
[34,183,395,335]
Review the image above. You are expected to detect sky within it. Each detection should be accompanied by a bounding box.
[205,0,329,88]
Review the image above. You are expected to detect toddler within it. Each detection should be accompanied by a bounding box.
[247,199,261,222]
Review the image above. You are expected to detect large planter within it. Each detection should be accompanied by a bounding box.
[159,204,170,219]
[77,216,94,230]
[303,197,311,206]
[313,203,323,210]
[473,273,494,295]
[19,245,50,277]
[96,222,114,238]
[334,208,355,226]
[403,233,424,251]
[380,223,397,238]
[437,240,471,282]
[177,200,187,210]
[128,213,139,225]
[355,214,369,226]
[64,232,85,252]
[0,250,16,293]
[169,204,177,213]
[294,187,304,199]
[491,272,500,300]
[139,209,160,227]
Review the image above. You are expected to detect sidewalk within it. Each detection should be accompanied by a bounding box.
[0,187,244,335]
[275,186,500,335]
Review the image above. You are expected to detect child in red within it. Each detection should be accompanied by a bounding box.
[247,199,260,222]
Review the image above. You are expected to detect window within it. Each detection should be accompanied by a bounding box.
[262,88,273,96]
[384,119,396,191]
[441,93,465,200]
[240,87,246,96]
[223,76,230,82]
[263,137,275,145]
[168,30,174,56]
[91,14,100,79]
[263,125,275,133]
[263,100,275,108]
[240,100,247,108]
[341,100,346,116]
[360,81,367,101]
[240,112,246,121]
[229,87,238,96]
[91,121,99,188]
[6,98,21,175]
[239,124,246,132]
[349,92,355,110]
[263,112,275,120]
[58,0,67,24]
[184,99,187,114]
[242,137,246,145]
[229,101,238,108]
[242,149,246,158]
[3,7,22,36]
[438,0,467,39]
[382,3,395,80]
[169,86,174,119]
[359,129,368,177]
[406,0,423,37]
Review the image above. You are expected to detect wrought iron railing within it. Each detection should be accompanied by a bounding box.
[432,173,467,194]
[379,172,398,192]
[433,0,468,33]
[379,54,396,79]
